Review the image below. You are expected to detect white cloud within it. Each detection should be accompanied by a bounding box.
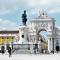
[48,7,60,14]
[26,0,60,7]
[26,0,50,7]
[25,0,60,14]
[0,0,60,15]
[0,19,16,29]
[0,0,20,15]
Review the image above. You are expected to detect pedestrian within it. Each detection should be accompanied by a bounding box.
[33,44,38,54]
[1,45,5,54]
[8,46,12,57]
[34,46,36,54]
[56,46,59,53]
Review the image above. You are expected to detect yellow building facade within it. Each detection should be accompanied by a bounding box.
[0,30,19,45]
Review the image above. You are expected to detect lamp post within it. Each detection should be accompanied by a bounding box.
[52,38,54,54]
[2,37,4,45]
[6,37,9,50]
[52,21,55,54]
[12,37,14,50]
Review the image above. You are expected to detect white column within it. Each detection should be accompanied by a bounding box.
[24,31,28,41]
[51,38,53,51]
[54,38,56,52]
[48,38,51,52]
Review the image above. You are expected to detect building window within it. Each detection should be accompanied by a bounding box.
[12,37,14,39]
[2,37,4,39]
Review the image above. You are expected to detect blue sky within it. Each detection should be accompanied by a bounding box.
[0,0,60,29]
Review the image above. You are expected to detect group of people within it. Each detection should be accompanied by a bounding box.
[33,44,38,54]
[1,45,12,57]
[33,44,44,54]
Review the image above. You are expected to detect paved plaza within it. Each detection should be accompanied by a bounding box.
[0,53,60,60]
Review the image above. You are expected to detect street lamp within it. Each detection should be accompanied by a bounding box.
[6,37,9,50]
[12,36,14,50]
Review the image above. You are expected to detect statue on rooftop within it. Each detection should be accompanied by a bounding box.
[22,10,27,26]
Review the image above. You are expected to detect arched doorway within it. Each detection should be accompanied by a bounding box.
[36,29,48,53]
[37,29,46,41]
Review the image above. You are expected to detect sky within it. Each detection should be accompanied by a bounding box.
[0,0,60,30]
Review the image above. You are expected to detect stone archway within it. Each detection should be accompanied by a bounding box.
[37,29,46,41]
[37,29,46,34]
[35,29,48,53]
[31,11,56,53]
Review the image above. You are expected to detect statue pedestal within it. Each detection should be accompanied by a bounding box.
[18,26,29,44]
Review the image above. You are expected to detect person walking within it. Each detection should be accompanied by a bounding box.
[8,46,12,57]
